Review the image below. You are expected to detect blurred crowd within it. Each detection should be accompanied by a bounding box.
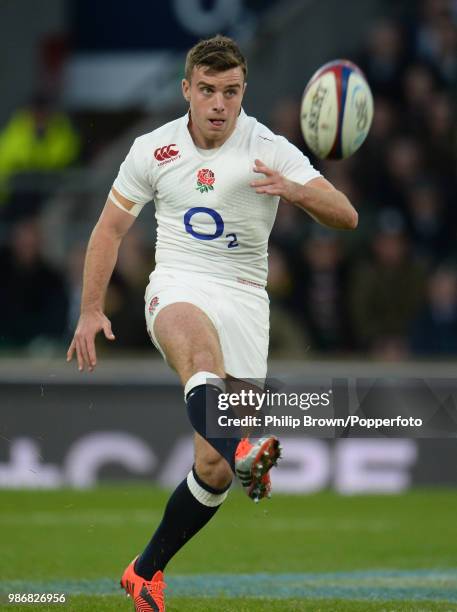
[1,0,456,360]
[269,0,457,360]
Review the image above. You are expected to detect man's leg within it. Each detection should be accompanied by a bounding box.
[134,433,231,579]
[153,302,225,384]
[152,301,280,497]
[135,302,233,580]
[127,301,279,589]
[154,302,241,468]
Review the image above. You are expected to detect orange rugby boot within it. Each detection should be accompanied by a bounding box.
[235,436,281,502]
[120,556,166,612]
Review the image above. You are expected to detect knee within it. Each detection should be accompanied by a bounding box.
[195,447,232,490]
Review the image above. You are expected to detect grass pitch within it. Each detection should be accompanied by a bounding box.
[1,487,457,610]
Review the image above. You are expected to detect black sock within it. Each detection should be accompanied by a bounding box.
[135,466,230,580]
[186,384,240,471]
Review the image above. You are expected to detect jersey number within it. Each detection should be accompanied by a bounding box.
[184,207,238,248]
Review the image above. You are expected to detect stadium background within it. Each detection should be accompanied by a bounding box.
[1,1,457,610]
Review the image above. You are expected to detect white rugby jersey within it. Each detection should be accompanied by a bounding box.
[113,109,320,286]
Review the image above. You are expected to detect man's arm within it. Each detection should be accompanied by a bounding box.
[251,159,358,230]
[66,189,137,372]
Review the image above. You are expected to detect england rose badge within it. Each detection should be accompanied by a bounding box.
[196,169,215,193]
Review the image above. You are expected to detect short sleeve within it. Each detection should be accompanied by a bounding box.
[112,137,154,212]
[273,136,321,185]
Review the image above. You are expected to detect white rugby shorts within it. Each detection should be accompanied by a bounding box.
[144,268,269,379]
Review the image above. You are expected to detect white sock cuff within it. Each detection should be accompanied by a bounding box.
[186,470,229,507]
[184,371,225,399]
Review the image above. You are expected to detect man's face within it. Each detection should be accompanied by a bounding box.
[182,65,246,148]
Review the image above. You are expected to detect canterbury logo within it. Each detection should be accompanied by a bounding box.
[154,144,179,161]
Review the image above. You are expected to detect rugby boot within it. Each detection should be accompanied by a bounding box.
[235,436,281,502]
[120,556,166,612]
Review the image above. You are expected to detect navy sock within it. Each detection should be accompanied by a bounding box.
[135,467,230,579]
[186,384,240,471]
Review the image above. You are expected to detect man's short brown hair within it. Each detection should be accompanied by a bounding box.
[185,35,247,82]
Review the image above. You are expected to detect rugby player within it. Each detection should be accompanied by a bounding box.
[67,35,357,611]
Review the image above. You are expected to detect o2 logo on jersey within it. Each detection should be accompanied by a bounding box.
[184,207,238,248]
[184,207,223,240]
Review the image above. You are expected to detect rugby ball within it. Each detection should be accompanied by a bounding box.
[300,59,374,159]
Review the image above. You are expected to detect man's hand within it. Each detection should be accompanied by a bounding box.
[66,311,115,372]
[250,159,301,203]
[65,198,135,372]
[250,158,358,230]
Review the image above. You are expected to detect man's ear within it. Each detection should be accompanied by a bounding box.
[182,79,191,102]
